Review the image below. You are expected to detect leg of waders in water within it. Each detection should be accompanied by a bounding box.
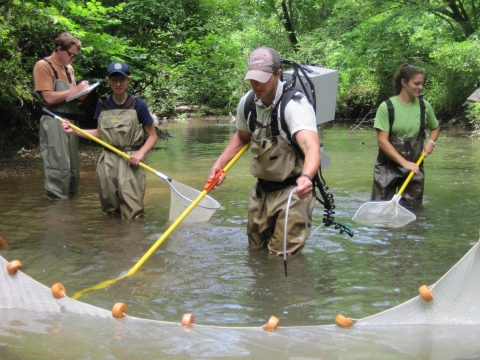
[269,188,315,255]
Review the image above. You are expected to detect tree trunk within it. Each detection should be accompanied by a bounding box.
[281,0,298,52]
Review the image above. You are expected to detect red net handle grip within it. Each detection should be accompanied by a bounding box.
[203,170,225,192]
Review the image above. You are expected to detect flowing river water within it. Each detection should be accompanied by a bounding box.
[0,120,479,342]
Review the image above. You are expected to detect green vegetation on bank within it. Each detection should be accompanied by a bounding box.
[1,0,480,155]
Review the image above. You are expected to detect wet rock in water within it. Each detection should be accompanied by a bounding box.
[155,128,172,140]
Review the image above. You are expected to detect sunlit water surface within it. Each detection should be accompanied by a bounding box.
[1,120,479,330]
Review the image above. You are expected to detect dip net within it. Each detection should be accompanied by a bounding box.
[2,239,480,358]
[352,197,416,228]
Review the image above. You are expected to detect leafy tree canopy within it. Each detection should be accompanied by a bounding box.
[1,0,480,155]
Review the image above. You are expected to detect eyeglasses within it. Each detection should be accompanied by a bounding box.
[66,50,78,59]
[109,77,129,83]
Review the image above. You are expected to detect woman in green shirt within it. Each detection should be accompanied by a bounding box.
[371,64,440,205]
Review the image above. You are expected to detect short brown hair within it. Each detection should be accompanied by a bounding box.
[54,32,82,52]
[393,64,424,95]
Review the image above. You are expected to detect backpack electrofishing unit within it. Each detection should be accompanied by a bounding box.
[244,59,353,238]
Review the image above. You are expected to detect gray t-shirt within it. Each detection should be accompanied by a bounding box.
[236,80,317,144]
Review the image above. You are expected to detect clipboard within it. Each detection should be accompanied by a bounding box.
[66,82,100,102]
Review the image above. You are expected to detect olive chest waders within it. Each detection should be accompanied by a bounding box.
[38,58,80,200]
[245,87,316,255]
[243,61,352,255]
[96,96,146,219]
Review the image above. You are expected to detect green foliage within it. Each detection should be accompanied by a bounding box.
[297,0,480,119]
[426,39,480,118]
[0,0,56,155]
[465,101,480,136]
[2,0,480,156]
[144,32,245,114]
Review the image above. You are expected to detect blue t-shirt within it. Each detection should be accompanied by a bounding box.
[94,93,154,126]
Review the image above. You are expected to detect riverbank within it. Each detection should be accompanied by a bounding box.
[0,142,102,178]
[0,122,473,178]
[0,128,173,178]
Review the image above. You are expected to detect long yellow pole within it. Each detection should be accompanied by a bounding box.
[397,152,426,196]
[42,108,161,176]
[72,143,250,299]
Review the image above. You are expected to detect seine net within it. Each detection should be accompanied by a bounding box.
[357,238,480,325]
[1,240,480,358]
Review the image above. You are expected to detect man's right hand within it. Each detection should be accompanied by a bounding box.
[76,81,89,93]
[75,81,89,101]
[208,163,226,189]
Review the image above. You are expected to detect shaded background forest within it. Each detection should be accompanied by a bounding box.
[1,0,480,155]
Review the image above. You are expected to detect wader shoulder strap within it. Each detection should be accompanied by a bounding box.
[42,58,74,84]
[42,58,59,80]
[123,95,137,109]
[101,96,110,111]
[385,98,395,140]
[419,97,426,139]
[101,95,138,111]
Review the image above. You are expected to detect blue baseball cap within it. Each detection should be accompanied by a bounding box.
[107,62,130,77]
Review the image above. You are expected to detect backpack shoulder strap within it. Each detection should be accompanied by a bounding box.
[385,98,395,139]
[243,90,256,133]
[418,97,426,139]
[275,79,304,143]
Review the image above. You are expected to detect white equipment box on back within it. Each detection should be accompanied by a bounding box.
[283,66,338,125]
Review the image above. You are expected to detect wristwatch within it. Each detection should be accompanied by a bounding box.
[428,139,436,147]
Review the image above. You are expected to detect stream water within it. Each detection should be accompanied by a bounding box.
[0,119,479,330]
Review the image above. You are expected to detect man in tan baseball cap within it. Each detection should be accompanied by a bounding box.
[208,46,321,256]
[244,47,281,83]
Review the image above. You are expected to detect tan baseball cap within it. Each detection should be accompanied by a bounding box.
[244,47,281,83]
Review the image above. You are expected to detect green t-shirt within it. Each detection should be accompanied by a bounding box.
[373,96,439,138]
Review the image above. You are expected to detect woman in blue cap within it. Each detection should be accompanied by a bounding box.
[62,62,157,218]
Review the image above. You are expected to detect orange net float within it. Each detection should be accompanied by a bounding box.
[335,314,354,328]
[419,284,434,302]
[263,316,280,331]
[112,303,127,318]
[7,260,22,275]
[0,236,8,247]
[181,313,195,327]
[51,283,66,299]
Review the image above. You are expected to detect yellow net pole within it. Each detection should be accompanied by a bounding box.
[42,108,159,175]
[397,152,426,196]
[72,143,250,299]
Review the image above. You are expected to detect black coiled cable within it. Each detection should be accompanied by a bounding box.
[313,171,354,238]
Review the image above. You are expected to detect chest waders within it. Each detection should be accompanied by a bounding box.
[38,58,80,199]
[243,62,352,256]
[245,89,316,255]
[371,98,426,205]
[96,95,146,219]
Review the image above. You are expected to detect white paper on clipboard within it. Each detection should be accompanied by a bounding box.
[66,82,100,102]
